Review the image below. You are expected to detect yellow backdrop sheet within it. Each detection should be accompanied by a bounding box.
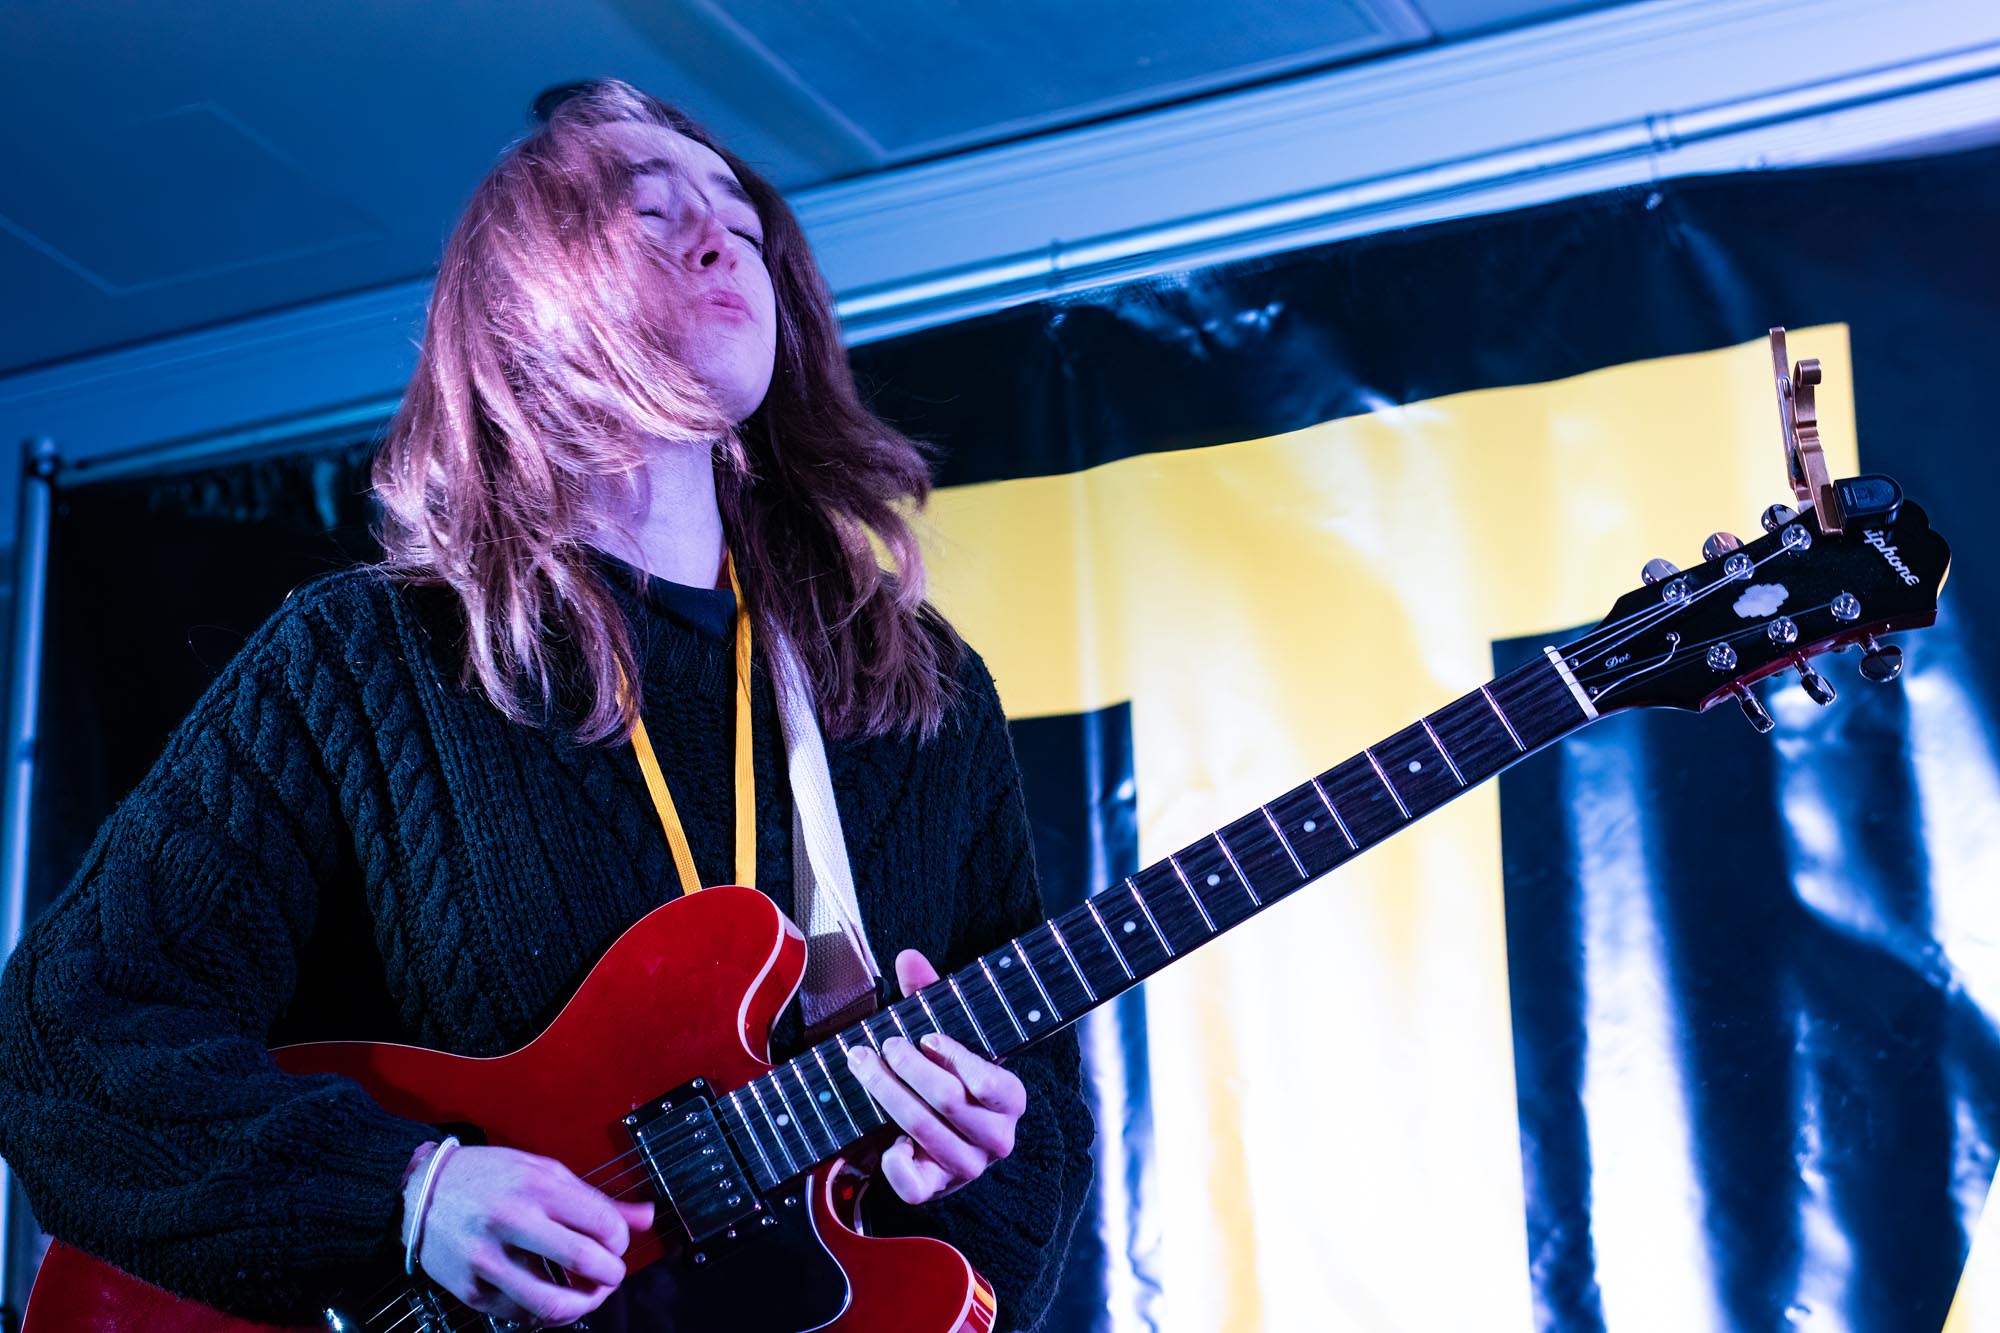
[918,328,1869,1331]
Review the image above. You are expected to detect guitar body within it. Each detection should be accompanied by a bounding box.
[22,887,997,1333]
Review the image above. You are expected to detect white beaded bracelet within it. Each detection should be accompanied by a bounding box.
[403,1135,461,1277]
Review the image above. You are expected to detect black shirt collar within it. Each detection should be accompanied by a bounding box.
[584,545,737,643]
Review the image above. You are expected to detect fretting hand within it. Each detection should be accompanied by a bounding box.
[844,948,1029,1205]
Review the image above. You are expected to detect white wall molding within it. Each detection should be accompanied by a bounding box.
[3,0,1997,524]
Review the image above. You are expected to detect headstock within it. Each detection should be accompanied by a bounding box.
[1557,476,1949,728]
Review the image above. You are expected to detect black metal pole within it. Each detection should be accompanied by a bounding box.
[1,436,57,1322]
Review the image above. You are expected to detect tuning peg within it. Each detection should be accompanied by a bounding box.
[1702,532,1743,561]
[1733,683,1775,734]
[1858,635,1904,683]
[1641,558,1680,586]
[1761,503,1800,532]
[1793,655,1836,706]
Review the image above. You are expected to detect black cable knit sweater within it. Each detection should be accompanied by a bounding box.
[0,550,1093,1330]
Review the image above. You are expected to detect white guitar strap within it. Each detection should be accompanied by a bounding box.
[768,632,884,1034]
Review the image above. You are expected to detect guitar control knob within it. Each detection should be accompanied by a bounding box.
[1641,558,1680,586]
[1761,503,1800,532]
[1733,683,1775,734]
[1793,655,1836,706]
[1702,531,1743,560]
[1859,636,1905,683]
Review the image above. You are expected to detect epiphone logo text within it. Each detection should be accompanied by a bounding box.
[1864,529,1921,587]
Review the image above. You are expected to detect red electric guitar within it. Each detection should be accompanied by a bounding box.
[20,346,1956,1333]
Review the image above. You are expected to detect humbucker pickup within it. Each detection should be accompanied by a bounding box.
[625,1078,765,1244]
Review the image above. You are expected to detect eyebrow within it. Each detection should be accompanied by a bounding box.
[627,157,757,213]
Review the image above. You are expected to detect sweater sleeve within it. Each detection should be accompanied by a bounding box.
[865,648,1097,1332]
[0,592,436,1320]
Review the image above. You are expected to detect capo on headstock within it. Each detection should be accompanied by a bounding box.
[1770,326,1844,534]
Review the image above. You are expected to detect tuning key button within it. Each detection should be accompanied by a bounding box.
[1831,592,1861,622]
[1707,642,1739,672]
[1761,503,1800,532]
[1642,558,1681,586]
[1703,531,1744,561]
[1734,684,1776,734]
[1793,655,1837,706]
[1859,637,1905,684]
[1767,617,1799,645]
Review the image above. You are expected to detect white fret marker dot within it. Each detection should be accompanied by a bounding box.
[1303,819,1317,832]
[1408,760,1423,773]
[818,1091,832,1103]
[998,957,1011,968]
[1123,921,1137,934]
[1027,1010,1042,1022]
[775,1114,790,1127]
[1206,873,1221,887]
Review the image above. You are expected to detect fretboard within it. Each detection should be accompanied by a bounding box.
[700,649,1598,1192]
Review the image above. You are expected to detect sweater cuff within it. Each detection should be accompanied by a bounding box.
[232,1104,438,1314]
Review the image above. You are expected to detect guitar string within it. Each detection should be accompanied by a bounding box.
[1577,598,1840,697]
[413,538,1813,1244]
[1553,542,1796,671]
[355,535,1824,1328]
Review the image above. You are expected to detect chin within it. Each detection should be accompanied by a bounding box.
[721,379,775,426]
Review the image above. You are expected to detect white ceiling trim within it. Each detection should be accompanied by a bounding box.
[3,0,1996,496]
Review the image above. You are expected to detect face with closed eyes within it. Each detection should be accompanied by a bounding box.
[601,121,777,427]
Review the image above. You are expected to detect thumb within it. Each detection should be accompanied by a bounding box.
[615,1199,656,1232]
[895,948,941,997]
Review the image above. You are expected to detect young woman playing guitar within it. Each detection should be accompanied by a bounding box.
[0,79,1093,1330]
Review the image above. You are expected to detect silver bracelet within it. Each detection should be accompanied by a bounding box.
[403,1135,461,1277]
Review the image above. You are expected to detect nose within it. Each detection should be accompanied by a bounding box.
[681,206,732,273]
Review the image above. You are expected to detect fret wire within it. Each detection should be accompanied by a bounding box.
[885,1004,913,1044]
[978,957,1030,1043]
[1013,939,1062,1023]
[853,1017,885,1052]
[1165,854,1217,932]
[1419,717,1466,786]
[1481,684,1527,751]
[1212,832,1261,907]
[726,1088,779,1186]
[1127,878,1175,956]
[831,1032,887,1120]
[1048,920,1097,1002]
[743,1079,800,1176]
[1261,804,1308,880]
[863,1013,900,1052]
[810,1044,865,1137]
[1309,776,1358,849]
[947,974,997,1055]
[1087,898,1135,979]
[1362,747,1412,819]
[766,1072,817,1159]
[914,988,949,1043]
[787,1065,838,1154]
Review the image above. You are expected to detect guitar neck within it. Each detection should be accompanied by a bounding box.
[705,649,1600,1192]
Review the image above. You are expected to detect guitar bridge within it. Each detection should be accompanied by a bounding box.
[625,1078,765,1244]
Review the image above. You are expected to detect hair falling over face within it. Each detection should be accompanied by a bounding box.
[370,78,958,746]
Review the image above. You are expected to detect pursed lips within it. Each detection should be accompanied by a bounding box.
[704,290,752,316]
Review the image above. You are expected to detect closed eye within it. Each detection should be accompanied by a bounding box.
[638,209,761,251]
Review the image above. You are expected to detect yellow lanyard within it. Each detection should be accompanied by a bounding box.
[617,552,756,897]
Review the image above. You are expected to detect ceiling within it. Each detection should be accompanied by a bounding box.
[0,0,1633,378]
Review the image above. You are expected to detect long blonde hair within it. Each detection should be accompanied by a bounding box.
[371,79,955,745]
